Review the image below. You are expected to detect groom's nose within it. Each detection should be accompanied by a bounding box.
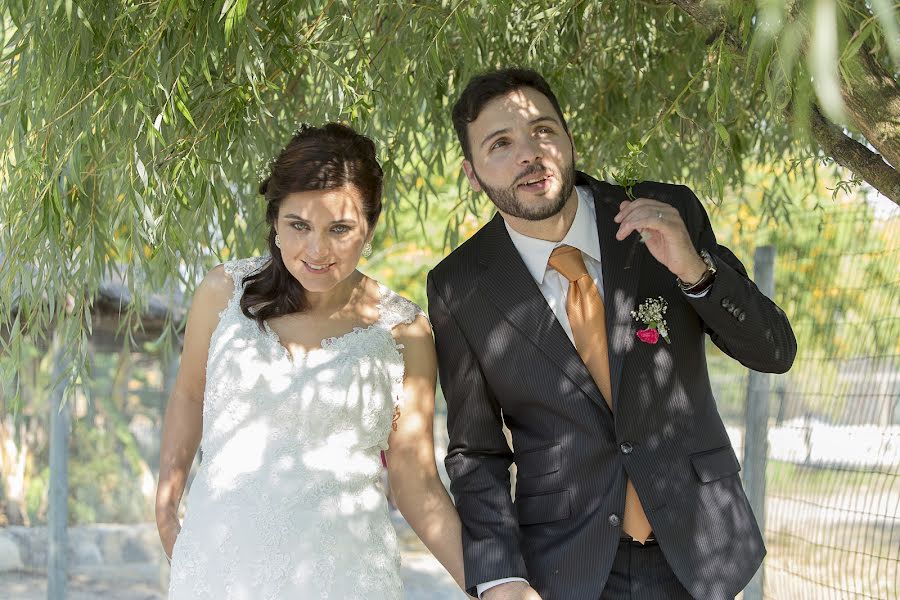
[516,135,543,165]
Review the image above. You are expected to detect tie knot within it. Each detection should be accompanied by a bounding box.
[548,245,589,283]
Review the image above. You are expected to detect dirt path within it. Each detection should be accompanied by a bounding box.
[0,511,468,600]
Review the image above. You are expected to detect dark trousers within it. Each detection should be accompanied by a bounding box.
[599,539,694,600]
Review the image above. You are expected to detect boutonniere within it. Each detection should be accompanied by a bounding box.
[631,296,671,344]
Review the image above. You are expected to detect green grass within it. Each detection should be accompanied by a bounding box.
[766,459,895,497]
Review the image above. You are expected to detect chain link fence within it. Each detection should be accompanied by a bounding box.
[710,204,899,599]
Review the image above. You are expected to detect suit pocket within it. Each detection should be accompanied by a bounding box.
[515,443,561,479]
[690,445,741,483]
[516,489,570,525]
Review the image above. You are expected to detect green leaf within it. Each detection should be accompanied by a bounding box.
[871,0,900,66]
[223,0,248,43]
[715,123,730,145]
[841,20,876,65]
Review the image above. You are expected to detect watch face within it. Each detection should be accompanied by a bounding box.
[701,249,717,273]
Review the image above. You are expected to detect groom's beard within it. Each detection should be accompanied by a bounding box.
[473,160,576,222]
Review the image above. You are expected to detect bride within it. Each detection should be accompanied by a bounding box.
[155,123,468,599]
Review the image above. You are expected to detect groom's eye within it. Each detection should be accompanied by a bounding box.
[490,139,508,151]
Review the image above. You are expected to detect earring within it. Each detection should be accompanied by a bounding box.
[274,234,282,249]
[362,241,373,258]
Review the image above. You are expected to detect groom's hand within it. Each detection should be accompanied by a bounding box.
[614,198,707,284]
[483,581,543,600]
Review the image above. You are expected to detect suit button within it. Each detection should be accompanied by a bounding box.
[738,312,746,322]
[608,514,621,527]
[721,297,732,308]
[620,442,633,455]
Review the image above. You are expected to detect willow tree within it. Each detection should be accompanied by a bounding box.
[1,0,898,371]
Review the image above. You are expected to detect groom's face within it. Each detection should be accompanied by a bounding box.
[462,86,575,221]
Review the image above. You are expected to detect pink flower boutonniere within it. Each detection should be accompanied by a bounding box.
[631,296,671,344]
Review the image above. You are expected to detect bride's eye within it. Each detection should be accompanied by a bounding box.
[331,225,351,234]
[292,222,310,231]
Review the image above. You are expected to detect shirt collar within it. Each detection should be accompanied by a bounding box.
[504,185,602,285]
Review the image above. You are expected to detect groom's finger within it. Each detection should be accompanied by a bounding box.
[613,197,669,223]
[616,205,674,240]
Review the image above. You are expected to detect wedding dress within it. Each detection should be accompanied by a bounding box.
[168,256,422,599]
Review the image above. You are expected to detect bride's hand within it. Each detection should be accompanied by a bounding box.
[157,517,181,563]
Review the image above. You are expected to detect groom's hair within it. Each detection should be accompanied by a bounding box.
[451,68,569,161]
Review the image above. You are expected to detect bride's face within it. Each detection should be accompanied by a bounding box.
[274,185,372,294]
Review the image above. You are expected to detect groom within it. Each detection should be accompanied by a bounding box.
[427,69,796,600]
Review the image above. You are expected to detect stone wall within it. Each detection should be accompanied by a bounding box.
[0,523,164,572]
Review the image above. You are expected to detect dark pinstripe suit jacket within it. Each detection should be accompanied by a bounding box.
[426,172,797,600]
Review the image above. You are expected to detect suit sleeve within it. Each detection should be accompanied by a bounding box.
[677,185,797,373]
[427,272,528,595]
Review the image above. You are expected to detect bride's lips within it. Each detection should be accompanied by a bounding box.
[302,260,335,274]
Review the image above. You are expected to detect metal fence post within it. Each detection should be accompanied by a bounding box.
[743,245,776,600]
[48,336,71,600]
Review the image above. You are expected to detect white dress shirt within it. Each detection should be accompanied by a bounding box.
[505,186,604,346]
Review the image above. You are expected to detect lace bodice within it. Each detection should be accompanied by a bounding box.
[167,256,424,600]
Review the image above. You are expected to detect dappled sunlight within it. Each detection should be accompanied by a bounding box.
[167,265,417,597]
[206,420,271,493]
[608,288,637,357]
[652,344,674,389]
[436,203,774,597]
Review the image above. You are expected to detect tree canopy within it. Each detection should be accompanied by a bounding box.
[1,0,898,379]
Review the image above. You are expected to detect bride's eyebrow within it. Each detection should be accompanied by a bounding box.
[282,214,357,225]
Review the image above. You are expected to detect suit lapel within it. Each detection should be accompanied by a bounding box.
[581,174,644,414]
[476,214,611,416]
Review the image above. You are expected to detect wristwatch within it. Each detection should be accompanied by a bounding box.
[677,249,717,294]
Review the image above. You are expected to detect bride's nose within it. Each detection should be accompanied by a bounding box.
[304,234,331,260]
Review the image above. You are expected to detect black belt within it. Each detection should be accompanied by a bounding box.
[619,532,657,546]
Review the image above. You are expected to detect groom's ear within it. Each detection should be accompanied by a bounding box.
[461,160,482,192]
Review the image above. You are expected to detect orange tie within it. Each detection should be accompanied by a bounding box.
[547,245,652,544]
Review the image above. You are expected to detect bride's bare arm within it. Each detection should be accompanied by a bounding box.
[155,265,233,560]
[387,315,471,596]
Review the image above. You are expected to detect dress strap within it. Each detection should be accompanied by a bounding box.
[375,285,426,331]
[222,256,270,302]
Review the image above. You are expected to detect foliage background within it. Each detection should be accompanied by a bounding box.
[2,0,899,384]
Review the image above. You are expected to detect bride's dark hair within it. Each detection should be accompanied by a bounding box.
[241,123,383,327]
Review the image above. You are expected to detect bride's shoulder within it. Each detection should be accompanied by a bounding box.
[373,283,427,331]
[194,256,269,308]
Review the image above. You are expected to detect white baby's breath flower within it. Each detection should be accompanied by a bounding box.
[632,296,672,344]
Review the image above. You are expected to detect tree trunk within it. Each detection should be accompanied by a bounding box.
[841,51,900,172]
[0,416,30,526]
[0,368,30,526]
[809,107,900,202]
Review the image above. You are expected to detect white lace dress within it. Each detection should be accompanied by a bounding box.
[168,256,423,600]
